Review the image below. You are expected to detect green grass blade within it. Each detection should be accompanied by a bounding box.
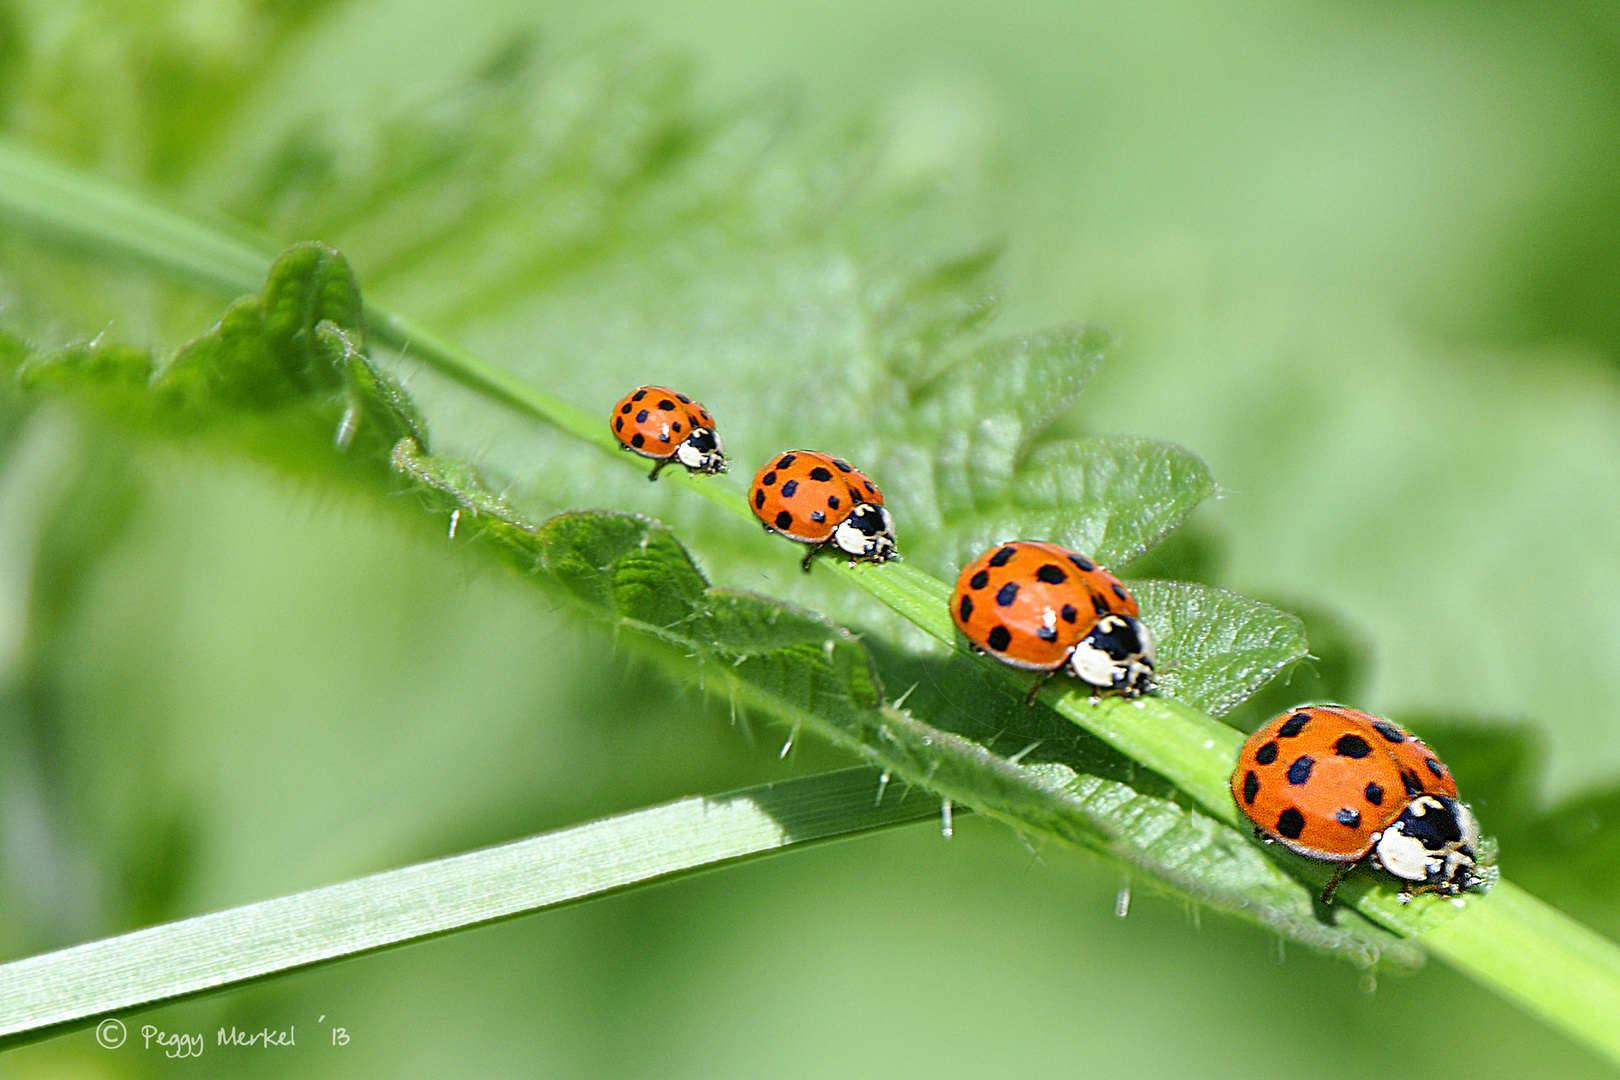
[1423,881,1620,1065]
[0,767,933,1048]
[0,140,268,297]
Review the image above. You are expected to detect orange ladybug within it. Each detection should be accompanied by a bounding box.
[950,541,1155,704]
[1232,706,1482,904]
[611,386,726,480]
[750,450,897,571]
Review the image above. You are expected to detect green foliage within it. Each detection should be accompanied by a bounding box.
[11,243,422,481]
[1133,580,1307,718]
[11,242,1425,966]
[0,766,944,1046]
[0,3,1619,1069]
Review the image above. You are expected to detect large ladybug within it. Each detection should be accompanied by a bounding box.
[750,450,897,571]
[1232,705,1483,904]
[950,540,1155,704]
[610,386,726,480]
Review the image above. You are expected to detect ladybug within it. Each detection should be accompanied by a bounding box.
[1232,705,1483,904]
[950,541,1155,705]
[611,386,726,480]
[750,450,897,571]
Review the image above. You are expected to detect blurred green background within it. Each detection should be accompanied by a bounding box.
[3,0,1620,1076]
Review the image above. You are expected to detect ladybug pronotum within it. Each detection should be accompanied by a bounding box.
[610,386,726,480]
[949,540,1155,704]
[1233,705,1483,904]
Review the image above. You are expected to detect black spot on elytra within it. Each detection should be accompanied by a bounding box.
[969,570,989,590]
[1364,782,1384,806]
[676,393,691,404]
[864,481,877,494]
[1091,592,1112,617]
[658,398,675,411]
[1243,770,1260,804]
[987,625,1012,651]
[1037,626,1058,642]
[959,595,974,622]
[1255,741,1279,765]
[774,510,793,530]
[833,459,852,472]
[827,495,841,510]
[1334,734,1372,759]
[1277,808,1305,840]
[635,409,649,423]
[1426,757,1446,780]
[1278,712,1311,738]
[1068,553,1096,572]
[1036,564,1067,584]
[659,431,671,442]
[1060,604,1078,623]
[615,418,624,431]
[1402,770,1424,796]
[1371,720,1406,743]
[1335,808,1362,828]
[1286,756,1315,785]
[1111,583,1129,603]
[632,389,647,401]
[762,471,777,486]
[620,403,632,414]
[996,582,1020,607]
[754,490,765,509]
[672,422,682,433]
[809,466,832,481]
[989,546,1018,567]
[810,510,825,523]
[777,454,797,469]
[780,479,799,498]
[631,434,645,448]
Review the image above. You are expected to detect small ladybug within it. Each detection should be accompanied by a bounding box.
[611,386,726,480]
[950,541,1155,705]
[750,450,897,571]
[1232,705,1483,904]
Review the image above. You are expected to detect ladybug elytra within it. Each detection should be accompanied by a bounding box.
[1232,705,1482,904]
[950,540,1155,704]
[611,386,726,480]
[750,450,897,571]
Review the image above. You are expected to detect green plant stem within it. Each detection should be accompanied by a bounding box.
[0,767,937,1049]
[5,136,1620,1068]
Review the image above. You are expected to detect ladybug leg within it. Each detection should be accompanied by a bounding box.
[1022,669,1059,706]
[1253,827,1275,845]
[800,543,825,573]
[1319,861,1355,906]
[647,457,670,481]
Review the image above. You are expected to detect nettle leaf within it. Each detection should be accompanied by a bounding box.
[396,443,1412,966]
[11,243,423,479]
[1132,580,1309,717]
[1,21,1219,646]
[10,245,1407,965]
[870,324,1215,582]
[907,325,1107,513]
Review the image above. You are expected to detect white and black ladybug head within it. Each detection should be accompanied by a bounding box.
[1372,794,1481,897]
[1067,614,1156,697]
[831,503,897,562]
[673,427,726,474]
